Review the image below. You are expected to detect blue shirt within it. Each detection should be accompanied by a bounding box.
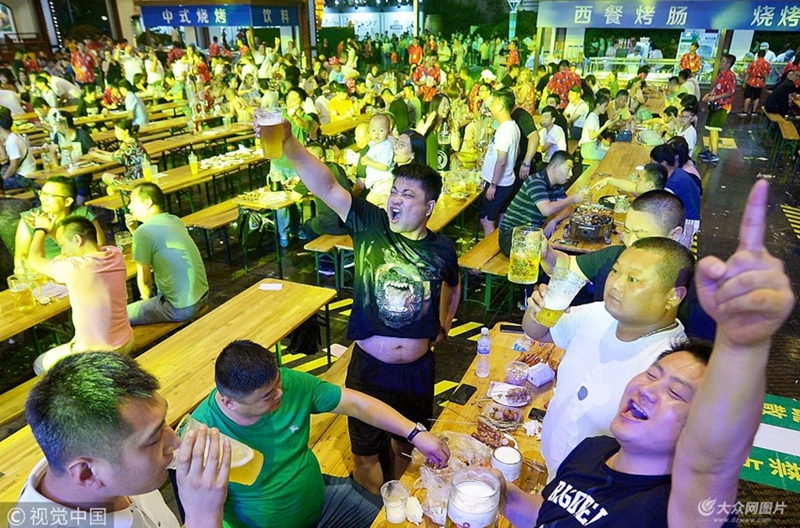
[665,168,701,221]
[125,91,149,127]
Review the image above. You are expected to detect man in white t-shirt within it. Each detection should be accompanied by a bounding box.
[523,237,694,476]
[538,105,567,163]
[677,107,697,152]
[119,45,145,85]
[0,89,25,114]
[18,351,229,528]
[0,111,36,190]
[479,88,520,236]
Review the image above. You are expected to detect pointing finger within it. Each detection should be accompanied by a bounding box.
[737,179,768,253]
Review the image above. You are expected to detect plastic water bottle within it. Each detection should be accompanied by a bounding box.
[476,327,491,378]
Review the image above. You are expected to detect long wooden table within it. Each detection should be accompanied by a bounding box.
[0,279,336,515]
[0,260,138,343]
[144,123,253,158]
[550,142,651,253]
[371,324,560,527]
[320,114,370,136]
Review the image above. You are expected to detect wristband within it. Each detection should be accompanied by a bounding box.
[34,227,48,234]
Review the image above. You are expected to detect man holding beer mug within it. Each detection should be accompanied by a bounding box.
[278,118,460,495]
[522,237,693,475]
[503,180,793,528]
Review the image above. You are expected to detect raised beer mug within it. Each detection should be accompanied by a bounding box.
[534,267,588,328]
[445,467,501,528]
[508,226,543,284]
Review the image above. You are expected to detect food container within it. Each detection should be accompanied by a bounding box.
[568,204,614,241]
[526,363,556,388]
[505,361,529,386]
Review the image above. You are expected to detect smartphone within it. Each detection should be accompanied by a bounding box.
[449,383,477,405]
[499,324,525,334]
[528,407,547,421]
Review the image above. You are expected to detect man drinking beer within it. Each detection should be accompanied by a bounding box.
[522,237,693,475]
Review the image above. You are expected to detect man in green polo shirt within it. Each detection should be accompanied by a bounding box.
[125,182,208,324]
[191,339,450,528]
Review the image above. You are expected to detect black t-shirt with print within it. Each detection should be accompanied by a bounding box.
[345,197,459,341]
[536,436,736,528]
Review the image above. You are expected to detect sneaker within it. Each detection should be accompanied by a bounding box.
[737,111,748,117]
[318,263,336,276]
[279,234,290,248]
[297,230,308,241]
[698,151,713,161]
[705,153,720,163]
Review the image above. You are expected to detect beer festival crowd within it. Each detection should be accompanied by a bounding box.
[0,21,798,528]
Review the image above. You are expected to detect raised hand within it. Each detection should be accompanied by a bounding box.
[695,180,795,347]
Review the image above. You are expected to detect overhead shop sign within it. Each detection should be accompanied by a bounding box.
[538,1,800,31]
[141,5,300,27]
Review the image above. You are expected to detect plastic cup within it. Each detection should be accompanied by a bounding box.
[380,480,409,527]
[505,361,529,386]
[222,116,232,130]
[491,446,523,483]
[534,267,587,327]
[142,163,153,182]
[114,232,133,261]
[256,107,283,159]
[7,275,36,312]
[508,226,543,284]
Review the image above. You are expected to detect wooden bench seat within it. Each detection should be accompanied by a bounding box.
[778,119,800,141]
[304,234,352,291]
[309,344,353,477]
[0,306,209,437]
[181,200,240,263]
[458,230,501,271]
[771,117,800,168]
[458,230,516,311]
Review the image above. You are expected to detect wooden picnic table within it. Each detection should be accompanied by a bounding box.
[144,123,253,158]
[27,159,119,183]
[371,324,560,527]
[549,142,651,253]
[0,259,137,343]
[0,278,336,517]
[91,116,189,143]
[320,114,370,136]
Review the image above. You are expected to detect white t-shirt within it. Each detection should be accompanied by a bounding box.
[538,124,566,162]
[172,60,190,82]
[6,132,37,176]
[241,63,258,81]
[144,59,164,85]
[678,125,697,152]
[579,112,600,146]
[543,302,686,476]
[364,139,395,204]
[0,89,25,114]
[564,100,589,128]
[17,458,180,528]
[482,119,520,187]
[51,76,81,99]
[120,54,145,84]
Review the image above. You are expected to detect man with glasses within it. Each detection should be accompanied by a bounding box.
[14,175,105,273]
[26,215,133,374]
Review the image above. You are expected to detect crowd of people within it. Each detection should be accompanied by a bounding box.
[2,27,798,528]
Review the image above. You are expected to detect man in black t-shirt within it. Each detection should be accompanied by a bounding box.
[280,120,460,496]
[764,70,800,116]
[510,103,540,183]
[500,181,794,528]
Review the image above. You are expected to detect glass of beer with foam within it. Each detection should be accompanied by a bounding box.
[256,107,284,159]
[534,267,587,327]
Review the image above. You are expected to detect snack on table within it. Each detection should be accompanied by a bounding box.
[505,387,532,405]
[472,422,516,450]
[505,361,529,386]
[516,352,542,367]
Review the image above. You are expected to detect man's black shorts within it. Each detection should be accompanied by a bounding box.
[744,85,763,100]
[479,181,517,222]
[345,344,435,456]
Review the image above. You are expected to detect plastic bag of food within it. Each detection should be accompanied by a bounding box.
[411,432,492,525]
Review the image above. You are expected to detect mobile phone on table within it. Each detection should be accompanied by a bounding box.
[499,323,525,334]
[449,383,477,405]
[528,407,546,421]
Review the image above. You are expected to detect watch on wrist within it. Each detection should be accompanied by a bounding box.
[406,422,427,443]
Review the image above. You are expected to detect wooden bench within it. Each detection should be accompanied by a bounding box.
[760,109,783,147]
[458,230,515,311]
[182,199,240,263]
[772,117,800,169]
[304,234,352,291]
[309,344,353,477]
[0,306,210,438]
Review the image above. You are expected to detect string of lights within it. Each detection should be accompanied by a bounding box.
[325,0,422,8]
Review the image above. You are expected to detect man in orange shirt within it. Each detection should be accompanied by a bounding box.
[70,41,96,86]
[679,41,702,77]
[545,60,581,109]
[408,38,423,67]
[740,49,770,118]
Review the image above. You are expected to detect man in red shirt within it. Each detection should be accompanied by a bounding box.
[679,41,702,77]
[70,41,96,86]
[209,36,221,58]
[699,54,736,164]
[545,60,581,109]
[408,38,423,67]
[740,49,770,118]
[411,53,441,103]
[507,40,520,68]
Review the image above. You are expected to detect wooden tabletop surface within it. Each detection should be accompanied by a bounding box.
[0,278,335,508]
[320,114,370,136]
[371,324,560,527]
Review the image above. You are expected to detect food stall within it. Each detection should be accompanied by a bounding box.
[535,0,800,86]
